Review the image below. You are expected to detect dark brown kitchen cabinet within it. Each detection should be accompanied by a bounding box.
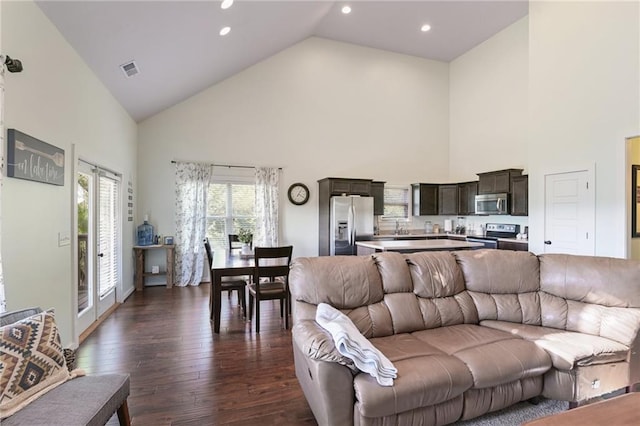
[477,169,523,194]
[457,181,478,215]
[438,185,458,215]
[412,184,439,216]
[325,178,372,196]
[371,181,385,216]
[498,240,528,251]
[511,175,528,216]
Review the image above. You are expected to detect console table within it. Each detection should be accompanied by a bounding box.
[133,245,175,291]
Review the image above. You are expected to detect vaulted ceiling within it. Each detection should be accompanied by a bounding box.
[36,1,528,122]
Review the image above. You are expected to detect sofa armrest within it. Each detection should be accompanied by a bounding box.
[0,307,43,326]
[292,320,357,370]
[292,321,355,426]
[629,332,640,386]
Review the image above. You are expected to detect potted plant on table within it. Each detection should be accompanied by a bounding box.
[238,228,253,255]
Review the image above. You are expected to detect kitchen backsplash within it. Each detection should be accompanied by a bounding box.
[377,215,529,236]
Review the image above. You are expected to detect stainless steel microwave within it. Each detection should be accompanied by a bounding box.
[475,193,509,215]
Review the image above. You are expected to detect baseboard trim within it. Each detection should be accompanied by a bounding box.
[121,286,135,302]
[79,303,120,344]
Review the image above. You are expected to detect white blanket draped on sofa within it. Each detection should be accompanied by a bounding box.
[316,303,397,386]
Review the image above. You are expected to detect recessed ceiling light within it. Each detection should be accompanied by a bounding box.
[342,5,352,15]
[221,0,234,10]
[421,24,432,32]
[220,26,231,36]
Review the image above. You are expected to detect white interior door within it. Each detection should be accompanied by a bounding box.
[544,170,595,255]
[77,161,120,334]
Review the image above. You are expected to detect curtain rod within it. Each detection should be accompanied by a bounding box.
[170,160,282,170]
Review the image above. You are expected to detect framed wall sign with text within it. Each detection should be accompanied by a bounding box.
[633,165,640,238]
[6,129,65,186]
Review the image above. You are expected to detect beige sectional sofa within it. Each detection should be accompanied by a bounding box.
[289,250,640,426]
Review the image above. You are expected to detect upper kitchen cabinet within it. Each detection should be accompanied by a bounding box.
[457,181,478,215]
[371,181,385,216]
[477,169,523,194]
[322,178,372,196]
[412,183,438,216]
[438,185,458,215]
[511,175,529,216]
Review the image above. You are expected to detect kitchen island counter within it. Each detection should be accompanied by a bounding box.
[356,239,484,255]
[372,233,449,240]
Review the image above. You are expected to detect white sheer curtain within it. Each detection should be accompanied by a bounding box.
[174,162,212,286]
[0,65,5,312]
[255,167,280,247]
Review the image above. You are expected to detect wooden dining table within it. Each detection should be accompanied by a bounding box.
[209,249,256,333]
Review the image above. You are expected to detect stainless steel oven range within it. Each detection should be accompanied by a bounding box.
[466,223,519,249]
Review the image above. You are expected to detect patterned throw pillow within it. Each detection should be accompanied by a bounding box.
[0,310,71,419]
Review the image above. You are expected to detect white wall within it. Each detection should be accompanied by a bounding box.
[448,17,529,233]
[449,17,529,182]
[138,37,450,258]
[1,1,137,346]
[528,1,640,257]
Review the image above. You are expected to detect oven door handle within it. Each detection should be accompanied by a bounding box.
[466,237,498,249]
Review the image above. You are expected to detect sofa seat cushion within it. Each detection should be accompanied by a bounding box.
[480,320,629,371]
[412,324,552,389]
[2,374,130,426]
[353,334,473,418]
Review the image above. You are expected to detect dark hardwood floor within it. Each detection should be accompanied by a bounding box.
[78,285,316,425]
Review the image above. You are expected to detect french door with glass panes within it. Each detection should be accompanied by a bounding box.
[77,160,120,334]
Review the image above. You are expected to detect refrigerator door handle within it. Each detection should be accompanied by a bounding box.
[347,204,354,245]
[351,206,357,244]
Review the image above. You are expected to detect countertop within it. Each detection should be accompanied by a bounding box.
[356,239,485,252]
[373,233,450,239]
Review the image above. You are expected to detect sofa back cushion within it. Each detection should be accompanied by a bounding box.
[403,252,478,330]
[539,254,640,307]
[454,250,542,325]
[290,256,393,338]
[290,255,384,309]
[539,254,640,345]
[371,252,478,334]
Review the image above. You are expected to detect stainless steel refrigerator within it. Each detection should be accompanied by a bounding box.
[330,196,374,256]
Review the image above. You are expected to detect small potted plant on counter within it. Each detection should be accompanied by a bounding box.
[238,228,253,255]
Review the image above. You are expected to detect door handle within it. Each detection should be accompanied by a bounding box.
[347,205,354,245]
[544,240,552,245]
[98,253,105,257]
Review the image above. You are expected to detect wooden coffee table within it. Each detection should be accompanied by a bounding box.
[525,393,640,425]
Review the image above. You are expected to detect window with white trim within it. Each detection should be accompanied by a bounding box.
[206,177,256,250]
[383,186,410,219]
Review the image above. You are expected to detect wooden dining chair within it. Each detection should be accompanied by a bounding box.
[248,246,293,333]
[228,234,253,251]
[203,238,247,318]
[227,234,253,300]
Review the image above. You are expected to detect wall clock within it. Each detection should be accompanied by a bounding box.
[288,182,310,205]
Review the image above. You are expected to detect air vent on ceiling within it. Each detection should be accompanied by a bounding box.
[120,60,139,78]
